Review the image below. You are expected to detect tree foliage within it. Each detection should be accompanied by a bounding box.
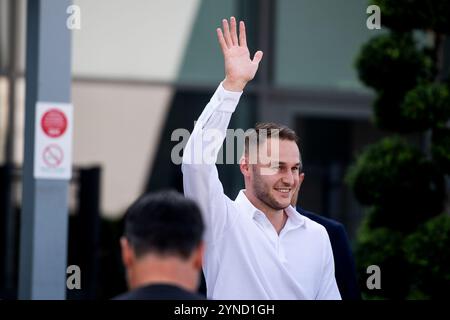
[349,0,450,299]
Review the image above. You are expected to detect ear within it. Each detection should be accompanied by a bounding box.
[298,172,305,187]
[120,237,134,268]
[192,241,205,271]
[291,172,305,207]
[239,156,252,178]
[239,156,251,178]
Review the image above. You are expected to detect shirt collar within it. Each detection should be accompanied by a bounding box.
[235,190,306,228]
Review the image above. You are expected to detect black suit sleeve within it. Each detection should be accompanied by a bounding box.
[328,223,361,300]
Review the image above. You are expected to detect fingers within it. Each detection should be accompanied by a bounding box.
[219,17,250,49]
[239,21,247,47]
[252,50,264,65]
[230,17,239,46]
[222,19,233,48]
[217,28,228,53]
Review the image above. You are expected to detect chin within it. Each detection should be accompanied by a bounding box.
[274,195,291,207]
[272,199,290,210]
[281,202,291,209]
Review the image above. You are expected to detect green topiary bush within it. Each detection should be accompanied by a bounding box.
[432,128,450,174]
[355,223,410,299]
[346,137,445,231]
[355,33,432,94]
[400,83,450,131]
[404,214,450,299]
[373,90,418,132]
[350,0,449,300]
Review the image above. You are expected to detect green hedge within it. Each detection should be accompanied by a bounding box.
[355,33,432,94]
[373,90,417,132]
[401,83,450,131]
[404,214,450,299]
[355,222,410,299]
[346,137,445,231]
[432,128,450,174]
[355,214,450,299]
[350,0,449,300]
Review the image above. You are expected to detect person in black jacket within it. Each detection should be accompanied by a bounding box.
[114,191,206,300]
[291,189,361,300]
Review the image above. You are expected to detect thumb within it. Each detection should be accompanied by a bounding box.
[252,50,263,65]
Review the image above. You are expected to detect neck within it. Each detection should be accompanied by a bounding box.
[127,255,197,292]
[243,190,288,234]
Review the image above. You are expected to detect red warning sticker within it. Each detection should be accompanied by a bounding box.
[41,108,68,138]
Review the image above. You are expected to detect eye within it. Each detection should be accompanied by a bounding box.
[292,167,299,172]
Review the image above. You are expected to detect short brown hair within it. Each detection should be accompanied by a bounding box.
[244,122,300,157]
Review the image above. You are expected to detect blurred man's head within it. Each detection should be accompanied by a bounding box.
[120,190,204,292]
[241,123,305,212]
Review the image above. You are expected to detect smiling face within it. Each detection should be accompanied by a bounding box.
[244,138,304,211]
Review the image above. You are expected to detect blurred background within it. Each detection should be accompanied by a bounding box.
[0,0,448,299]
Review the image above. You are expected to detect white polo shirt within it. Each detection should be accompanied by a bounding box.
[182,83,341,300]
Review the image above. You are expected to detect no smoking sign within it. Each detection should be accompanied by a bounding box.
[43,144,64,168]
[34,102,73,180]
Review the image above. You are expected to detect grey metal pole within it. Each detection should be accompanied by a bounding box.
[3,0,19,293]
[19,0,72,300]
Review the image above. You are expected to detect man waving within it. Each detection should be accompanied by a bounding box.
[182,17,341,300]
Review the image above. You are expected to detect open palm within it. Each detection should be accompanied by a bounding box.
[217,17,263,91]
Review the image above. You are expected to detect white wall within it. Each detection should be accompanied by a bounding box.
[72,0,200,81]
[72,81,172,217]
[70,0,201,216]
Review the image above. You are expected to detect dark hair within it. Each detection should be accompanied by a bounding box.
[123,190,204,260]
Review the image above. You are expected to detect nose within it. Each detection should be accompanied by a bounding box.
[281,170,295,186]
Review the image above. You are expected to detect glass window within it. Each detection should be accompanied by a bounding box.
[275,0,384,91]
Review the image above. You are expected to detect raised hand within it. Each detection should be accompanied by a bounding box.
[217,17,263,92]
